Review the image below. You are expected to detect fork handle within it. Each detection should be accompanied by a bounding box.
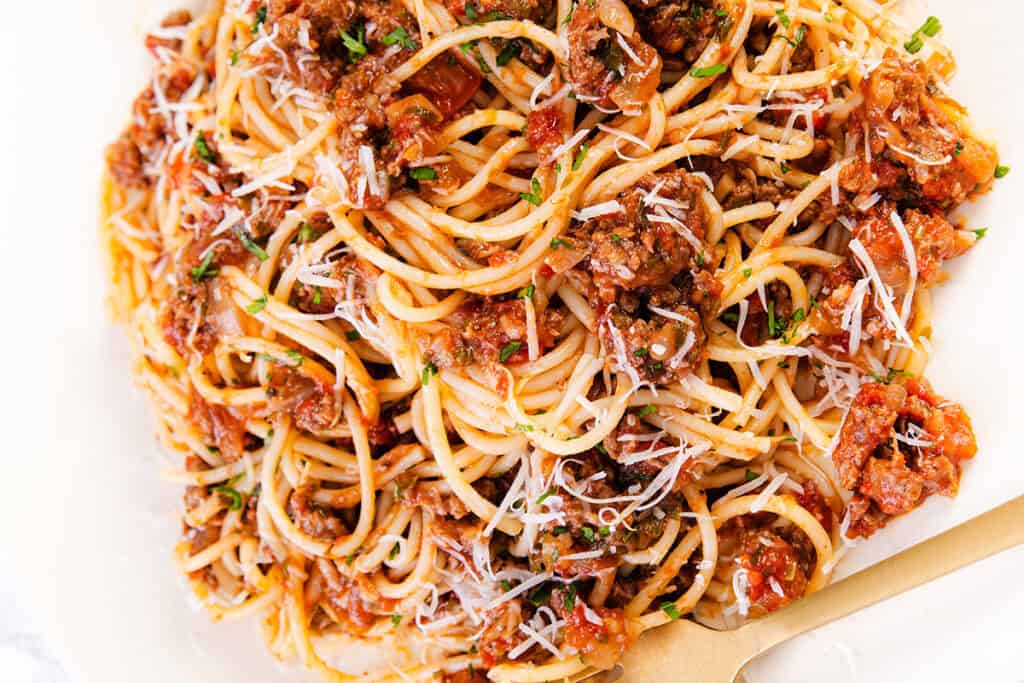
[746,496,1024,654]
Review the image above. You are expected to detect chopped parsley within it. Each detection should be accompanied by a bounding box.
[775,9,791,28]
[409,166,438,181]
[690,63,727,78]
[251,5,267,33]
[464,2,478,20]
[339,26,368,61]
[246,294,268,315]
[501,579,512,591]
[660,602,681,620]
[563,583,577,611]
[552,526,568,536]
[904,16,941,54]
[595,443,608,456]
[499,341,522,362]
[514,423,535,432]
[527,584,551,607]
[421,361,438,386]
[296,223,314,243]
[790,307,806,323]
[496,39,520,66]
[581,526,597,543]
[520,178,543,205]
[190,251,217,282]
[536,487,557,505]
[633,347,648,356]
[780,162,791,174]
[953,141,963,157]
[636,404,657,417]
[194,134,216,164]
[745,469,760,482]
[382,26,418,50]
[995,165,1010,178]
[285,350,304,367]
[390,614,402,627]
[973,228,988,239]
[346,329,361,341]
[238,231,269,261]
[517,283,535,299]
[742,267,752,278]
[550,238,574,249]
[573,143,589,171]
[230,50,240,66]
[212,485,243,511]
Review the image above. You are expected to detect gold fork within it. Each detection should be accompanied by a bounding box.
[574,496,1024,683]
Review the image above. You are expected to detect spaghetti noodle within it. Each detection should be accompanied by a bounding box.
[101,0,1002,680]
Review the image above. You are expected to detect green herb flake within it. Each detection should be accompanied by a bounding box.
[339,26,367,61]
[212,485,243,511]
[499,340,523,362]
[464,2,478,20]
[520,178,543,205]
[230,50,240,65]
[285,350,304,367]
[536,487,557,505]
[246,294,268,315]
[296,223,314,243]
[775,9,791,28]
[995,165,1010,178]
[594,443,608,456]
[690,63,728,78]
[564,583,577,611]
[790,307,806,323]
[637,404,657,417]
[973,228,988,239]
[633,347,648,356]
[517,284,535,299]
[552,526,568,536]
[346,329,361,341]
[745,469,760,482]
[421,361,438,386]
[190,251,218,282]
[550,238,574,250]
[573,143,589,171]
[251,5,267,33]
[409,166,438,181]
[660,602,681,620]
[382,26,418,50]
[195,134,216,164]
[742,267,752,278]
[500,579,512,591]
[581,526,597,543]
[953,141,963,157]
[238,231,269,261]
[496,39,520,67]
[391,614,402,627]
[515,422,535,432]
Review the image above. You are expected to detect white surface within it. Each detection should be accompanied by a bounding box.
[1,1,1023,683]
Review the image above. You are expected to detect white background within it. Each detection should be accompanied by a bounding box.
[0,1,1022,682]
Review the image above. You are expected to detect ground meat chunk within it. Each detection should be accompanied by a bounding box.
[850,52,999,210]
[288,486,347,540]
[567,1,662,112]
[601,287,707,384]
[106,135,148,188]
[266,364,341,433]
[426,296,565,366]
[570,169,708,300]
[559,602,638,670]
[738,527,810,614]
[627,0,719,63]
[448,0,553,22]
[832,379,976,538]
[188,392,249,462]
[525,103,568,162]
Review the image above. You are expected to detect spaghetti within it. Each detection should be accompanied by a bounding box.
[101,0,1002,680]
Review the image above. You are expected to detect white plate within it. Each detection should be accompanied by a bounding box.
[1,1,1022,682]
